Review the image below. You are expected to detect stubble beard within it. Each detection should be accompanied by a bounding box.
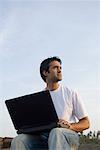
[54,75,62,82]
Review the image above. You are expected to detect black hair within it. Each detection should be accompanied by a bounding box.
[40,56,62,82]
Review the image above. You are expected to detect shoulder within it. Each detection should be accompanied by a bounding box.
[61,85,80,100]
[61,84,74,95]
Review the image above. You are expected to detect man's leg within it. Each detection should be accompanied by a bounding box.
[10,133,48,150]
[48,128,79,150]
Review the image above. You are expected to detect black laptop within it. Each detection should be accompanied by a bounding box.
[5,90,59,134]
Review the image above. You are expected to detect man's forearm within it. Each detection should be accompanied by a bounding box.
[70,117,90,132]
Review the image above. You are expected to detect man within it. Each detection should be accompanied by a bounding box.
[11,56,90,150]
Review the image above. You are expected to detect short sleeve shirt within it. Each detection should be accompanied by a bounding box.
[50,84,88,123]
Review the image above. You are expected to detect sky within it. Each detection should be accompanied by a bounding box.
[0,0,100,137]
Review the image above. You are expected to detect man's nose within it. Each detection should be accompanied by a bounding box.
[58,67,61,72]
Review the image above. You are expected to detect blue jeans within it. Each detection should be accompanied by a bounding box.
[10,128,79,150]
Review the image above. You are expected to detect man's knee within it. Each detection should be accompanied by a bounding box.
[49,127,73,138]
[11,134,27,143]
[11,134,30,149]
[49,127,65,141]
[50,128,63,135]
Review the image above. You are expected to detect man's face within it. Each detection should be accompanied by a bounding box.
[45,60,62,83]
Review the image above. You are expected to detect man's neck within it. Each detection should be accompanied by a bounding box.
[46,83,60,91]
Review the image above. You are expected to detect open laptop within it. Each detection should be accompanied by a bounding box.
[5,90,59,134]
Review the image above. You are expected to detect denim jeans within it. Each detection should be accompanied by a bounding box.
[10,128,79,150]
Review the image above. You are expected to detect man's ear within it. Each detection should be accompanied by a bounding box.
[43,70,48,77]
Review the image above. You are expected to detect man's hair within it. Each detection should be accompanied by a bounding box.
[40,56,62,82]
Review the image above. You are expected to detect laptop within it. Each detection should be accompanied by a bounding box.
[5,90,59,134]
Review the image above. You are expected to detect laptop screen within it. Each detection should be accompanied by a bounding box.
[5,90,59,133]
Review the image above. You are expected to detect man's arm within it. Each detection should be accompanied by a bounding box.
[70,117,90,132]
[58,117,90,132]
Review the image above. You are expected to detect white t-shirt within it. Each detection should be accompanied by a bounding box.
[49,84,88,123]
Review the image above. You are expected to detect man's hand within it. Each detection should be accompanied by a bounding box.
[57,117,90,132]
[58,119,71,129]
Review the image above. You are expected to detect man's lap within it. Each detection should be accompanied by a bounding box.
[11,128,79,150]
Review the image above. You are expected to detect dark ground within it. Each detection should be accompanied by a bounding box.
[78,143,100,150]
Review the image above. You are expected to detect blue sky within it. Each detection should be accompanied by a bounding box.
[0,0,100,137]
